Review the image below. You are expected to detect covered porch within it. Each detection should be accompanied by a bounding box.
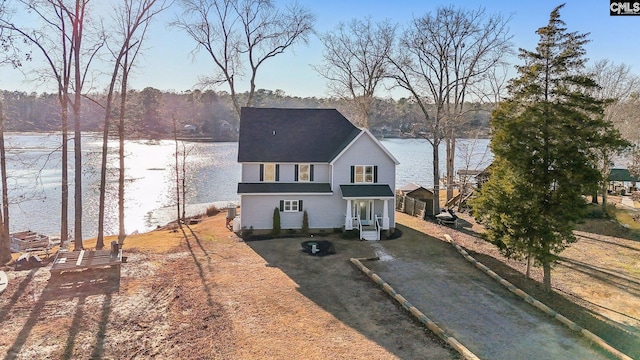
[340,184,395,240]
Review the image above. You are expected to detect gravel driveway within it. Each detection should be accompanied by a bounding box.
[363,225,611,360]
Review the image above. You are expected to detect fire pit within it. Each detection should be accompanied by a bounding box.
[300,240,335,256]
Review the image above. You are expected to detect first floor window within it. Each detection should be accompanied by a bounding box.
[280,199,303,212]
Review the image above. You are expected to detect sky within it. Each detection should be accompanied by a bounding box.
[2,0,640,99]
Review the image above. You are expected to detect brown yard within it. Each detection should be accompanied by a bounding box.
[0,210,638,359]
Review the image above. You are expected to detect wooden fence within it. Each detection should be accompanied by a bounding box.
[396,195,430,219]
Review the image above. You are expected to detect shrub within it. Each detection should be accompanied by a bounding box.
[272,207,281,236]
[342,229,360,239]
[241,226,253,238]
[206,205,220,217]
[302,210,309,234]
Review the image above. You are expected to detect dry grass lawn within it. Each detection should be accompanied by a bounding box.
[0,214,457,359]
[1,208,639,359]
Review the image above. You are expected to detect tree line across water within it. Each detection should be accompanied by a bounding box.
[0,88,492,140]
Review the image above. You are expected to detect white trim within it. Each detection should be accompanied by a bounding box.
[330,128,400,165]
[240,192,332,196]
[341,196,395,200]
[282,200,300,212]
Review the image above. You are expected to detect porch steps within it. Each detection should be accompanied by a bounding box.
[361,230,379,241]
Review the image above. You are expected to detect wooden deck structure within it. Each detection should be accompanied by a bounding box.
[50,248,123,275]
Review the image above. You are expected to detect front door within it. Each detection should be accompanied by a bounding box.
[353,200,374,225]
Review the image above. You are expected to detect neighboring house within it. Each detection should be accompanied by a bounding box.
[237,107,399,240]
[609,168,639,195]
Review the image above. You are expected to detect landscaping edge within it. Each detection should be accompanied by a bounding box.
[443,234,633,360]
[350,257,480,360]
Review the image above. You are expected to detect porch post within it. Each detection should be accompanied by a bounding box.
[382,199,390,229]
[345,199,353,230]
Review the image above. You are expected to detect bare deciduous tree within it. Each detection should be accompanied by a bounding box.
[96,0,168,249]
[589,59,640,208]
[388,6,511,214]
[315,17,395,128]
[173,0,315,118]
[0,3,23,263]
[3,0,103,250]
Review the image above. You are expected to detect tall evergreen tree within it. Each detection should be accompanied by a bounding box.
[471,4,628,291]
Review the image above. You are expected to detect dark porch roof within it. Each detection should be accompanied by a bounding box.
[238,182,332,194]
[340,184,395,199]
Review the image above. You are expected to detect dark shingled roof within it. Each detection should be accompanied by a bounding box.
[340,184,395,198]
[609,168,639,182]
[237,107,361,163]
[238,182,332,194]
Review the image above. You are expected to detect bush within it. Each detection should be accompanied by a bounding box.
[272,207,281,236]
[302,210,309,234]
[241,226,253,238]
[342,229,360,239]
[206,205,220,217]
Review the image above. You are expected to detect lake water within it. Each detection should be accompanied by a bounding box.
[4,133,491,238]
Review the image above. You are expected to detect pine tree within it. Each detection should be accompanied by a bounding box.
[471,4,628,291]
[272,207,281,237]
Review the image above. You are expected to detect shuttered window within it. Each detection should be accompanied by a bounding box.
[295,164,314,182]
[351,165,377,183]
[261,163,279,182]
[279,200,303,212]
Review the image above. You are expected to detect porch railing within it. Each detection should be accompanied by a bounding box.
[374,215,381,240]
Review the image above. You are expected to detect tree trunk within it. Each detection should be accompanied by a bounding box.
[0,102,9,264]
[174,119,181,226]
[118,60,129,246]
[526,253,532,279]
[446,137,455,202]
[0,102,9,236]
[61,100,69,248]
[118,114,125,245]
[72,0,84,251]
[432,141,441,215]
[543,261,552,292]
[181,143,186,221]
[96,95,113,250]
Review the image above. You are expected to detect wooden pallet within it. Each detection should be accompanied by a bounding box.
[50,249,123,275]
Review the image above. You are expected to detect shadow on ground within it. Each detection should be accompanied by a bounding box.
[1,267,119,360]
[245,232,460,360]
[468,250,640,359]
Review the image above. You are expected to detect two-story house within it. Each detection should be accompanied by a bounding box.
[237,107,398,240]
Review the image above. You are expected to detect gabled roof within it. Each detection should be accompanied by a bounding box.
[237,107,361,163]
[609,168,639,182]
[330,128,400,165]
[397,182,433,195]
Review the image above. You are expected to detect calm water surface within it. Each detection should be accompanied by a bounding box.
[5,133,491,238]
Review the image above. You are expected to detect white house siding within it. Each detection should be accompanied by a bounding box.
[332,133,397,227]
[242,164,261,182]
[240,193,344,231]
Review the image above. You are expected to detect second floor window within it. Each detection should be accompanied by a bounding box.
[260,163,279,182]
[351,165,377,183]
